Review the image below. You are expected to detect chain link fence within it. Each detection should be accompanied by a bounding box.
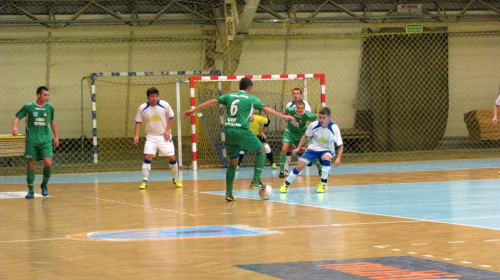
[1,1,499,175]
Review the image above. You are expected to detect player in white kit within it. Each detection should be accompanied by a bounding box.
[279,107,343,193]
[134,87,182,189]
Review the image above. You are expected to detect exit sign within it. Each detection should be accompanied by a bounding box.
[406,24,423,33]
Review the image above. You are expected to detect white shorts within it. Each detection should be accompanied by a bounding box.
[144,135,175,157]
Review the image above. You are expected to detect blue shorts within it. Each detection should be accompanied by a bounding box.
[299,150,333,165]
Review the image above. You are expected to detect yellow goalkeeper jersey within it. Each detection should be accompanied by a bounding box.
[248,115,269,136]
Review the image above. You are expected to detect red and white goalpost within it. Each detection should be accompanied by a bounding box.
[189,74,326,170]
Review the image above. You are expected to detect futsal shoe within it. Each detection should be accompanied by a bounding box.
[25,190,34,199]
[279,184,288,193]
[318,170,322,176]
[173,178,183,188]
[271,163,278,169]
[41,185,48,196]
[225,193,236,201]
[139,182,148,189]
[235,165,240,171]
[251,180,266,189]
[316,183,326,193]
[279,171,285,178]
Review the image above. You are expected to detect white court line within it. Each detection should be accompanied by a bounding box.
[0,238,67,243]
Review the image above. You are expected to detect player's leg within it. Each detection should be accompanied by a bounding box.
[280,153,312,193]
[317,152,333,193]
[223,129,240,201]
[237,151,244,170]
[237,130,265,188]
[24,143,38,198]
[280,141,291,177]
[140,154,154,189]
[158,138,182,188]
[259,136,276,169]
[39,143,54,196]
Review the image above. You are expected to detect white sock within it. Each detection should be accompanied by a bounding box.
[142,163,151,181]
[285,156,291,171]
[169,162,178,179]
[321,166,330,181]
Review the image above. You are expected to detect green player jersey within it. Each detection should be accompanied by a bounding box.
[284,107,317,136]
[217,91,265,129]
[15,101,55,145]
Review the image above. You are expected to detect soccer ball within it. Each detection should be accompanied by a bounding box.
[259,185,273,200]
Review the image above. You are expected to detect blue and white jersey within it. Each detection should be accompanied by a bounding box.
[135,100,174,137]
[286,99,312,112]
[305,121,343,154]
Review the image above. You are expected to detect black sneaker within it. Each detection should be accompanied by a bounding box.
[279,171,285,178]
[318,170,322,176]
[225,194,236,201]
[251,180,266,189]
[25,190,34,198]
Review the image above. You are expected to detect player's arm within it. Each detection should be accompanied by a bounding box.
[334,145,343,167]
[12,117,21,136]
[134,122,141,145]
[262,106,295,122]
[184,99,218,117]
[50,120,59,148]
[164,116,174,141]
[493,103,499,125]
[292,134,308,155]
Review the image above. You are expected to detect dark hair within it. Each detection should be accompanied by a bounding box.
[36,86,49,94]
[295,100,305,107]
[292,88,302,94]
[239,77,253,90]
[146,87,160,97]
[318,107,331,116]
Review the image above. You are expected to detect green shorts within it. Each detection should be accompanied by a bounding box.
[25,141,53,161]
[282,130,311,147]
[225,127,263,159]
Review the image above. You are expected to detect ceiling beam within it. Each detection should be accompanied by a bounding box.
[328,0,369,23]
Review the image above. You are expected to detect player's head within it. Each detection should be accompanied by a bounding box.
[318,107,331,127]
[292,88,302,101]
[146,87,160,105]
[295,100,305,115]
[36,86,49,103]
[240,77,253,91]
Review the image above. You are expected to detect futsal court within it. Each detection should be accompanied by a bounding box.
[0,158,499,279]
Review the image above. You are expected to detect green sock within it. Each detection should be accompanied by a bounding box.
[280,153,287,172]
[42,166,52,186]
[226,164,237,195]
[252,153,266,183]
[27,169,35,191]
[315,159,322,170]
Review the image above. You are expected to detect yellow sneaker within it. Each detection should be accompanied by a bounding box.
[173,178,183,188]
[316,183,326,193]
[279,184,288,193]
[139,182,148,189]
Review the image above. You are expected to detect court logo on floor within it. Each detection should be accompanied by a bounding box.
[67,225,280,241]
[0,192,47,199]
[237,256,500,279]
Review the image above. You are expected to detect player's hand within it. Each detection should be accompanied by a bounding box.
[183,110,194,117]
[292,148,300,155]
[334,158,341,167]
[259,132,267,139]
[133,136,139,145]
[285,115,296,122]
[493,117,498,125]
[12,127,18,136]
[53,138,59,148]
[164,132,171,141]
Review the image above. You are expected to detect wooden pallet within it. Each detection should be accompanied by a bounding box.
[463,109,500,141]
[0,135,25,157]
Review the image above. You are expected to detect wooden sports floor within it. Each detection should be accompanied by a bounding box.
[1,158,499,279]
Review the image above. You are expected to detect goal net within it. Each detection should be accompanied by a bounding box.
[189,74,326,170]
[89,71,219,171]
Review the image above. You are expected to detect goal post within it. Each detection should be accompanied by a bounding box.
[89,70,220,171]
[189,74,326,170]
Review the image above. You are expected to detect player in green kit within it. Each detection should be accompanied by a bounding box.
[184,77,295,201]
[279,100,322,178]
[12,86,59,198]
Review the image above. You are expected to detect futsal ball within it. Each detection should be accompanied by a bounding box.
[259,185,273,200]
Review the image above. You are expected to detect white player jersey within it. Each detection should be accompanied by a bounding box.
[286,99,312,112]
[305,120,343,153]
[496,94,500,106]
[135,100,174,137]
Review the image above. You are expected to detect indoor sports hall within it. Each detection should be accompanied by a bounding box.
[1,1,499,279]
